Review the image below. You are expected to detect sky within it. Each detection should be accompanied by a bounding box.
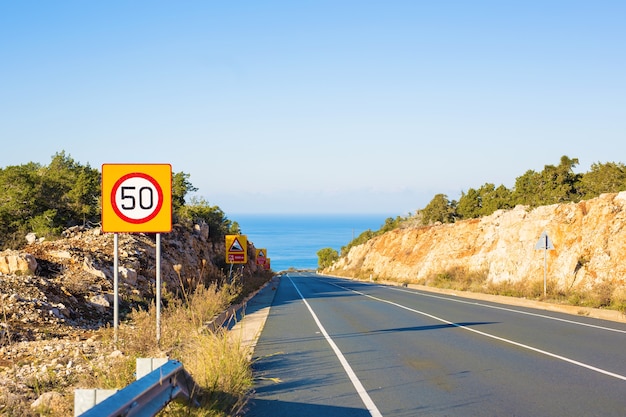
[1,1,625,216]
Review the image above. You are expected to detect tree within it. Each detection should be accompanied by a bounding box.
[0,163,41,247]
[229,221,241,235]
[477,183,512,215]
[41,151,100,227]
[456,188,482,219]
[540,155,582,204]
[172,171,198,216]
[380,216,403,233]
[317,247,339,269]
[420,194,456,225]
[579,161,626,199]
[0,153,101,247]
[341,229,375,256]
[512,156,582,207]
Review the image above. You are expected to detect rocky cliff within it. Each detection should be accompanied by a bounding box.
[1,223,268,342]
[327,192,626,294]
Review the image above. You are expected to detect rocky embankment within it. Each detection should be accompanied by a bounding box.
[0,223,266,413]
[327,192,626,296]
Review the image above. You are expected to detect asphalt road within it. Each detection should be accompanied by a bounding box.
[246,272,626,417]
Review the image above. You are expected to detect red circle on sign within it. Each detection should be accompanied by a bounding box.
[111,172,164,224]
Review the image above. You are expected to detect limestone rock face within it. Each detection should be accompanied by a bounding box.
[328,192,626,290]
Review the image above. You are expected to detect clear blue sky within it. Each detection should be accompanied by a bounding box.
[1,1,624,215]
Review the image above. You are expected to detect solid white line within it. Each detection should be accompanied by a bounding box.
[329,280,626,382]
[286,275,383,417]
[387,286,626,334]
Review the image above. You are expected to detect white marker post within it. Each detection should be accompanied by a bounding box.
[535,231,555,297]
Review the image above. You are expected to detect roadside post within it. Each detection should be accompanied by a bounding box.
[535,231,555,297]
[101,164,172,344]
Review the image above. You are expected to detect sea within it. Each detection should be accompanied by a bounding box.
[232,213,393,272]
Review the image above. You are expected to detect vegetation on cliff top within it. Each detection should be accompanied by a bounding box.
[0,151,239,250]
[323,155,626,266]
[420,155,626,225]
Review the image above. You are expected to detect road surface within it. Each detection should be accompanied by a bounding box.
[246,272,626,416]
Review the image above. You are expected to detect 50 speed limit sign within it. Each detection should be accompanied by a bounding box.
[102,164,172,233]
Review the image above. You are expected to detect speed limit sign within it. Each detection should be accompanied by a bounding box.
[102,164,172,233]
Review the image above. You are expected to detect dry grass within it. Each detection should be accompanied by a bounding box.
[419,266,488,293]
[18,271,269,417]
[90,277,258,416]
[414,267,626,315]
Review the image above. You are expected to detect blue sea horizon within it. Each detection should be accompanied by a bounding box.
[231,213,395,272]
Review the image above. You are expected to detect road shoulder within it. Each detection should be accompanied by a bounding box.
[229,274,281,358]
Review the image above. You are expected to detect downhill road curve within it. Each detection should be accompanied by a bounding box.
[246,272,626,417]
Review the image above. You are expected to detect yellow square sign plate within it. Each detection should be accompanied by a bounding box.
[102,164,172,233]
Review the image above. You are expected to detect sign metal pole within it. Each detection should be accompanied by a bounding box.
[543,235,548,297]
[114,233,119,344]
[535,231,553,298]
[156,233,161,344]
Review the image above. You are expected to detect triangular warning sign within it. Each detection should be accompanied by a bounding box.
[258,250,265,258]
[229,238,244,252]
[535,231,554,250]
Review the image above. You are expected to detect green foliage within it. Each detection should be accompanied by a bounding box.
[229,221,242,235]
[177,196,233,243]
[418,155,626,227]
[0,152,224,251]
[340,216,405,256]
[172,171,198,215]
[341,229,374,256]
[0,152,100,248]
[317,247,339,269]
[456,187,481,219]
[420,194,457,225]
[457,183,512,219]
[578,161,626,198]
[379,216,404,233]
[512,156,582,207]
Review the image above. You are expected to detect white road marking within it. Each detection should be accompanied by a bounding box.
[327,279,626,382]
[388,286,626,334]
[287,275,384,417]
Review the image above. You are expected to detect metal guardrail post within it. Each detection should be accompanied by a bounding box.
[77,359,197,417]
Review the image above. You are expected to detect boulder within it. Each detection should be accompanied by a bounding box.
[193,221,210,241]
[31,391,63,411]
[0,251,38,275]
[118,267,138,286]
[25,233,37,244]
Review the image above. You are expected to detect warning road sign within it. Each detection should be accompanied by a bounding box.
[226,235,247,264]
[102,164,172,233]
[535,231,554,250]
[256,248,267,265]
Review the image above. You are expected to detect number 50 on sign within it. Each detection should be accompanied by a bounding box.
[102,164,172,233]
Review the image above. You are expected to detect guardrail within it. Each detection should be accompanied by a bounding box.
[75,359,198,416]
